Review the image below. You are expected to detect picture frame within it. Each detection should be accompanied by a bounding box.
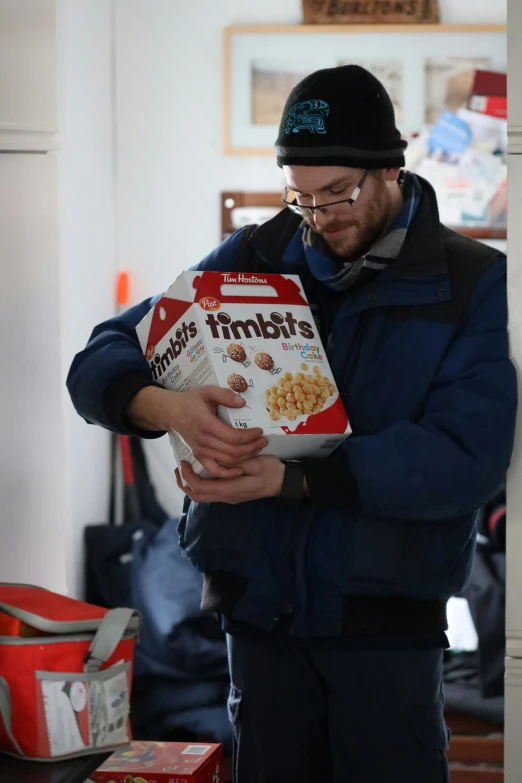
[223,24,507,156]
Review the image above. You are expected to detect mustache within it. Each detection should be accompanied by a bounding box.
[314,221,354,235]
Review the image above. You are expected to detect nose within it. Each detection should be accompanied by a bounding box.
[311,206,331,229]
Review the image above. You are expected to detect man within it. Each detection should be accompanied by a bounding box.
[68,66,517,782]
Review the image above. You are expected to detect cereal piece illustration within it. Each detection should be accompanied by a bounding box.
[266,367,337,420]
[254,350,281,375]
[301,363,309,371]
[255,352,274,371]
[227,373,249,393]
[227,343,246,363]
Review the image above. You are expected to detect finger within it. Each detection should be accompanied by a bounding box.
[184,486,241,505]
[181,461,228,492]
[180,457,242,480]
[182,484,227,506]
[178,464,224,502]
[202,386,247,410]
[198,435,268,463]
[200,458,244,479]
[177,460,240,486]
[175,467,191,494]
[198,451,240,469]
[205,415,264,446]
[180,463,245,504]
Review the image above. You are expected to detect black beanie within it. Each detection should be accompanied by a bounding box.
[276,65,407,169]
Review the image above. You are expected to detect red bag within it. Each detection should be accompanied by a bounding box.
[0,584,140,761]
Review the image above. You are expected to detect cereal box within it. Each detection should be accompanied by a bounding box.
[89,741,223,783]
[136,271,350,476]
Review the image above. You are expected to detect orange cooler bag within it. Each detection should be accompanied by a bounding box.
[0,584,140,761]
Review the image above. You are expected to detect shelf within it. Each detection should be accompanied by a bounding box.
[221,192,507,243]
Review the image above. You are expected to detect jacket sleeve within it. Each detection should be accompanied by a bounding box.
[66,296,165,437]
[302,258,518,520]
[66,230,246,436]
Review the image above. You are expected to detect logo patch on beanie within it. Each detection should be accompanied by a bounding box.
[284,99,330,136]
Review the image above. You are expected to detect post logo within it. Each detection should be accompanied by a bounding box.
[199,297,221,312]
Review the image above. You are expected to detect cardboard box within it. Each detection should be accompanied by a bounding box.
[90,741,223,783]
[136,271,350,476]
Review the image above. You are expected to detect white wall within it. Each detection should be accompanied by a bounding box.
[0,153,68,593]
[115,0,507,302]
[439,0,505,22]
[0,0,69,593]
[504,0,522,777]
[58,0,116,597]
[114,0,508,514]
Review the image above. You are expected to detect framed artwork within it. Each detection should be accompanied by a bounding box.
[223,25,506,156]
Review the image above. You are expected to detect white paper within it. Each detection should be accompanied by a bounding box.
[40,666,130,757]
[41,681,87,757]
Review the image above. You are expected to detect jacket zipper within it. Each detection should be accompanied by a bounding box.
[340,310,369,414]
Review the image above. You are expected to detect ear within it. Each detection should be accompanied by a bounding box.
[385,167,401,183]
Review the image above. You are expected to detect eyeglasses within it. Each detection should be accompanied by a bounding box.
[282,170,369,217]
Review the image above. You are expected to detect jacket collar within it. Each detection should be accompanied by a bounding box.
[249,174,447,281]
[390,175,447,279]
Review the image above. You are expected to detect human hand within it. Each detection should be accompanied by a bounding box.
[128,385,267,478]
[175,455,286,505]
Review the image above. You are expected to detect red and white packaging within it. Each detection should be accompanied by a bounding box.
[468,94,507,120]
[136,271,350,477]
[90,741,223,783]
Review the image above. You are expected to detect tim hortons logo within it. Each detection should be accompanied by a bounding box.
[222,273,268,284]
[205,310,315,340]
[149,320,197,380]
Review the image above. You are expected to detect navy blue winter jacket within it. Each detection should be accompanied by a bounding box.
[67,176,517,638]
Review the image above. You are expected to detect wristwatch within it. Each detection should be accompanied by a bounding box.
[279,460,305,503]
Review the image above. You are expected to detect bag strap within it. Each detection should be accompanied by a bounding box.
[237,223,271,273]
[0,677,24,756]
[84,607,138,673]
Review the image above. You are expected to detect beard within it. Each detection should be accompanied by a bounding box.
[310,183,392,261]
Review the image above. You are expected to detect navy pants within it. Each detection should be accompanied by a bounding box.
[227,635,450,783]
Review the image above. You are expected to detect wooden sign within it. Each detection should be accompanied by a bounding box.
[303,0,439,24]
